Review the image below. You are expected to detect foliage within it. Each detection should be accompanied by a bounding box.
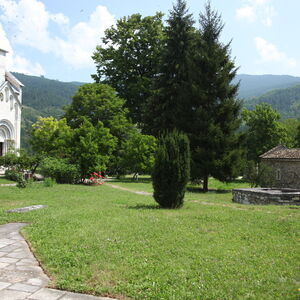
[43,177,56,187]
[12,72,82,150]
[120,132,157,176]
[243,160,275,188]
[16,173,27,188]
[295,123,300,147]
[31,117,73,158]
[5,169,21,181]
[187,2,243,192]
[281,118,300,147]
[152,131,190,208]
[64,83,135,175]
[40,157,80,184]
[0,151,41,175]
[70,118,116,179]
[144,0,195,135]
[242,103,288,162]
[244,83,300,119]
[92,13,165,125]
[64,83,133,139]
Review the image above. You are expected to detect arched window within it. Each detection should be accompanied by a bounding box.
[5,87,9,102]
[15,103,18,120]
[10,95,13,110]
[0,92,3,102]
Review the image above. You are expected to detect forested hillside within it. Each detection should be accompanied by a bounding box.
[244,84,300,119]
[14,72,300,149]
[12,73,84,149]
[234,74,300,99]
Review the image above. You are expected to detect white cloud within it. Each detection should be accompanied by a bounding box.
[0,0,115,69]
[255,37,297,68]
[0,22,45,75]
[236,6,256,22]
[236,0,276,27]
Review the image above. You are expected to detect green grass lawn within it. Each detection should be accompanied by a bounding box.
[110,176,251,194]
[0,183,299,299]
[0,177,16,184]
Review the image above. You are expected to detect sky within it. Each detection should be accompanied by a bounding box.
[0,0,299,82]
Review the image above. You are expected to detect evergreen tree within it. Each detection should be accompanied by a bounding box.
[188,3,243,192]
[144,0,195,135]
[152,131,190,208]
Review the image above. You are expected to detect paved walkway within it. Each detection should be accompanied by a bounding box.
[105,183,152,196]
[0,223,116,300]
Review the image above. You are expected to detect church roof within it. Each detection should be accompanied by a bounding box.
[5,71,24,90]
[260,145,300,160]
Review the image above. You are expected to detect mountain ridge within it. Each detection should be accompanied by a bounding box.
[11,72,300,148]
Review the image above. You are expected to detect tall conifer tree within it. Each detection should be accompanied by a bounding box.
[143,0,194,135]
[188,3,243,191]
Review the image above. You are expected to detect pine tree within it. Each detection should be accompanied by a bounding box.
[143,0,194,135]
[188,3,243,192]
[152,131,190,208]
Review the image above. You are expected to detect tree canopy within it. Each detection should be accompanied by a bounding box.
[242,103,288,162]
[92,13,165,125]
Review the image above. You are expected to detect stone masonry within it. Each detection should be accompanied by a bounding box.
[232,188,300,205]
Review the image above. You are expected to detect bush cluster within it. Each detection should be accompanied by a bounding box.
[40,157,80,184]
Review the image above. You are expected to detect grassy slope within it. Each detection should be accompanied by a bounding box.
[0,183,298,300]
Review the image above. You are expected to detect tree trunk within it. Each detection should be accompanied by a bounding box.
[203,176,209,193]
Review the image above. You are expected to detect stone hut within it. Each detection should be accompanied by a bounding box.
[260,145,300,189]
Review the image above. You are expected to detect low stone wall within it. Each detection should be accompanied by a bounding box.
[232,188,300,205]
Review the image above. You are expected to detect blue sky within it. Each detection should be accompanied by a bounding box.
[0,0,299,82]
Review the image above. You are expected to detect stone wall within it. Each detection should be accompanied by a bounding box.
[232,188,300,205]
[261,159,300,189]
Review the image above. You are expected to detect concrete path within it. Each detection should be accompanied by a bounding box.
[0,223,116,300]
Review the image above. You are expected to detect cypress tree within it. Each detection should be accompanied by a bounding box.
[152,131,190,208]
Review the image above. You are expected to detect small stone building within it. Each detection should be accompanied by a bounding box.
[260,145,300,189]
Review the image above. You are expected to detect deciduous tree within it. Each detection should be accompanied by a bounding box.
[92,13,165,125]
[242,103,288,162]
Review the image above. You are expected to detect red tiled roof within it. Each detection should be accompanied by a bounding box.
[260,145,300,160]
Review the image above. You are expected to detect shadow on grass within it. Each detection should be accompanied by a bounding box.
[187,187,231,194]
[111,178,152,184]
[127,204,161,210]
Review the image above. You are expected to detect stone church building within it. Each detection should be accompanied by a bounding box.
[260,145,300,189]
[0,48,23,156]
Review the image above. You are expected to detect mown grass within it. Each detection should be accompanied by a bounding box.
[110,176,251,193]
[0,177,15,184]
[0,183,298,299]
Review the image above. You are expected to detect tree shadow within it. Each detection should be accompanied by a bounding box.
[112,177,152,184]
[127,204,161,210]
[187,187,231,194]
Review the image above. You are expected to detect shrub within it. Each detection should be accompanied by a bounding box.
[152,131,190,208]
[40,157,80,184]
[16,173,27,188]
[5,169,20,181]
[43,177,56,187]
